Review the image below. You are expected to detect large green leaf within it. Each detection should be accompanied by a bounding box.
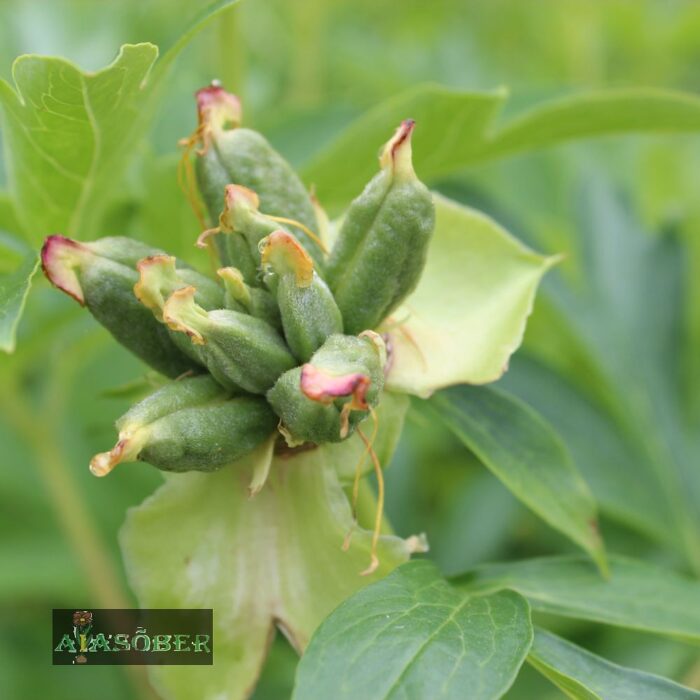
[518,178,700,570]
[293,560,532,700]
[0,251,38,352]
[528,628,700,700]
[384,194,557,397]
[0,0,239,243]
[430,386,606,573]
[302,85,700,211]
[499,356,675,548]
[457,555,700,643]
[120,442,419,700]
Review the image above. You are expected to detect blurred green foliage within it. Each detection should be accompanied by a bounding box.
[2,1,700,698]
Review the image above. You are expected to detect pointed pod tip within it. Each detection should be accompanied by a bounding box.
[41,234,87,305]
[163,286,207,345]
[218,266,251,306]
[380,119,416,177]
[358,330,388,368]
[224,184,260,211]
[260,230,314,287]
[133,255,178,316]
[89,441,125,477]
[219,185,260,233]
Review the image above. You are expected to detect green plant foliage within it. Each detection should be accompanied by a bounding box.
[528,628,700,700]
[457,555,700,643]
[121,446,418,700]
[429,386,606,573]
[302,86,700,211]
[294,560,533,700]
[501,178,700,572]
[0,0,239,244]
[4,2,700,699]
[0,251,38,351]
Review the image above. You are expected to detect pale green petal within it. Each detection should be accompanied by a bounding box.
[120,444,418,700]
[384,194,558,397]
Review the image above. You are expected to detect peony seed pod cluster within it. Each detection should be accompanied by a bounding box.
[41,83,435,481]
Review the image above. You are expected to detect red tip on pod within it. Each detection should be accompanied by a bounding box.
[41,235,89,305]
[195,83,242,130]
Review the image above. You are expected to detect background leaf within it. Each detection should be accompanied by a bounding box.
[0,43,160,242]
[0,252,38,352]
[302,86,700,212]
[0,0,239,243]
[528,628,700,700]
[293,560,533,700]
[457,555,700,643]
[429,385,606,572]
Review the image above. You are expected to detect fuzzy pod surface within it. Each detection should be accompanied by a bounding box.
[41,236,198,378]
[193,85,323,267]
[116,375,228,436]
[267,332,386,444]
[260,230,342,362]
[326,120,435,334]
[138,397,276,472]
[163,286,297,394]
[218,266,282,329]
[92,394,276,475]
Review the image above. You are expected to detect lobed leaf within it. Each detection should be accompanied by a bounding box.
[0,0,240,244]
[293,560,533,700]
[120,443,417,700]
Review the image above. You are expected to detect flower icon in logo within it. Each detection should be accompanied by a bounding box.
[72,610,93,664]
[73,611,93,627]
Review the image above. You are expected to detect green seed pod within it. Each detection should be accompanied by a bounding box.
[191,84,324,266]
[90,389,276,476]
[267,331,386,444]
[217,266,282,329]
[260,230,342,362]
[115,374,228,438]
[325,120,435,334]
[83,236,168,267]
[197,185,276,284]
[41,235,198,378]
[163,285,296,394]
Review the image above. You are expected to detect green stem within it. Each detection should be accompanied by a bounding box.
[0,334,157,700]
[287,0,327,107]
[216,5,246,104]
